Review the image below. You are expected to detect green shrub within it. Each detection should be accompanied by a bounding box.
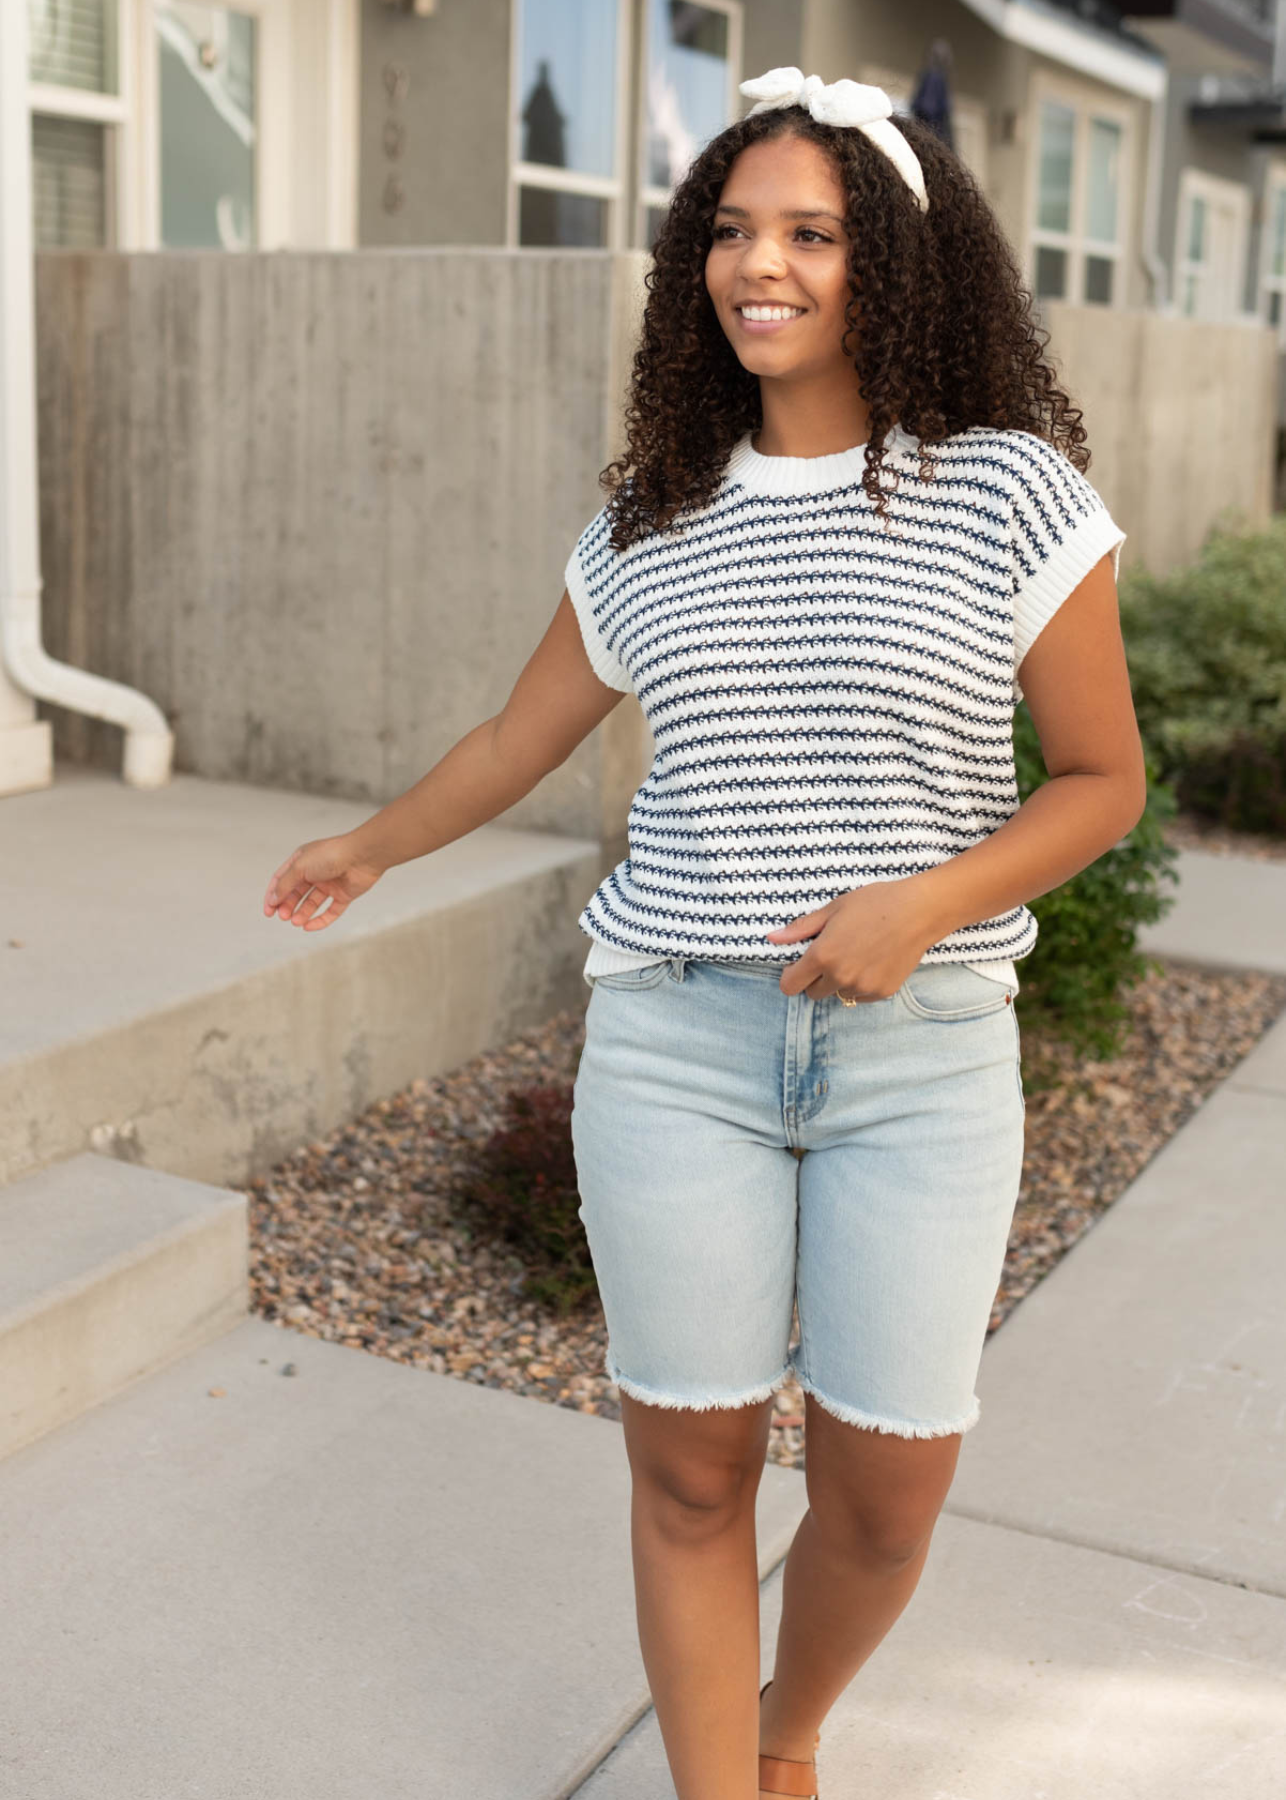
[452,1083,597,1316]
[1118,514,1286,834]
[1011,700,1181,1072]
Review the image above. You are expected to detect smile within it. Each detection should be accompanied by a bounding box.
[736,304,805,322]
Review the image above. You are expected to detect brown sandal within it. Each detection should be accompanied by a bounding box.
[758,1679,821,1798]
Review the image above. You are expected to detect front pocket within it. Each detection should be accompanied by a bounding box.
[587,959,673,992]
[897,963,1016,1021]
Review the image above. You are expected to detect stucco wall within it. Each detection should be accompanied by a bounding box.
[803,0,1155,310]
[358,0,512,246]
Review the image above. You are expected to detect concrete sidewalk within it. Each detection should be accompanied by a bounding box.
[583,847,1286,1796]
[1,846,1283,1797]
[581,849,1286,1797]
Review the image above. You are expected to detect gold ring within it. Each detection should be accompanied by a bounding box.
[837,990,859,1006]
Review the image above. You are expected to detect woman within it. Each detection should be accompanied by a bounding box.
[264,69,1146,1800]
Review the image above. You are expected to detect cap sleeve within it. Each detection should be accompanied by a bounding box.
[1008,434,1126,690]
[564,509,633,695]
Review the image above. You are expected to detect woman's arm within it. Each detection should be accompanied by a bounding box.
[346,590,628,875]
[766,552,1148,995]
[899,551,1148,946]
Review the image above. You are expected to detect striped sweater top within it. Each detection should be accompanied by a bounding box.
[566,424,1125,984]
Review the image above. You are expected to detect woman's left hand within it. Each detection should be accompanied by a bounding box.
[765,878,942,1001]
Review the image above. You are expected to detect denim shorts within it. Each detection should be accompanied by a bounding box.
[570,957,1027,1439]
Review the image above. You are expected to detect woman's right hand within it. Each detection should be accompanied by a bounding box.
[262,833,385,931]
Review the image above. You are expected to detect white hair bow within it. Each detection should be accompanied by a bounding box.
[739,67,929,214]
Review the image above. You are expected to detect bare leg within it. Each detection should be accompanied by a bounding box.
[758,1392,964,1776]
[621,1389,776,1800]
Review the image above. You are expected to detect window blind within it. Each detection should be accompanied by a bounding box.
[28,0,115,95]
[32,113,108,248]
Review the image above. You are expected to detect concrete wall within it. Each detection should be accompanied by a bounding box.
[32,249,651,853]
[30,254,1275,822]
[1042,300,1278,574]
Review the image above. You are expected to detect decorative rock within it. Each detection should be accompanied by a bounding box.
[237,944,1286,1474]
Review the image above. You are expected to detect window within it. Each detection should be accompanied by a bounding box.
[1029,96,1126,307]
[155,3,257,249]
[1179,193,1206,317]
[1175,169,1250,322]
[512,0,625,246]
[1083,117,1120,304]
[639,0,740,247]
[29,0,122,247]
[30,0,117,91]
[31,114,109,247]
[1260,172,1286,345]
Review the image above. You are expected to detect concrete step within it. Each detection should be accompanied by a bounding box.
[0,1152,248,1461]
[0,765,602,1190]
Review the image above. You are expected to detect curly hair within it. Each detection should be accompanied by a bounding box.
[601,105,1089,551]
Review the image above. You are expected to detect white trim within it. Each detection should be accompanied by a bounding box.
[133,0,159,246]
[28,82,128,124]
[513,161,618,200]
[116,0,139,245]
[325,0,360,248]
[956,0,1165,102]
[252,3,287,249]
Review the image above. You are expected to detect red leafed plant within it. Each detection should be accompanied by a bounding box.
[452,1083,598,1316]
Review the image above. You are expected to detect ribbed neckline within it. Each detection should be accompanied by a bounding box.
[726,425,917,497]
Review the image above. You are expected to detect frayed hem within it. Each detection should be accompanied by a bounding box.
[792,1370,980,1439]
[606,1356,794,1413]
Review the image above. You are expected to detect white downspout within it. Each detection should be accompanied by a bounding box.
[0,0,173,795]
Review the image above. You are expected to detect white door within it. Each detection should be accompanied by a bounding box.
[1176,170,1250,322]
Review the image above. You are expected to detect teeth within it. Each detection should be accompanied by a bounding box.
[740,305,803,322]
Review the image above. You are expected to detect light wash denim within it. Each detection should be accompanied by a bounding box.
[570,956,1027,1438]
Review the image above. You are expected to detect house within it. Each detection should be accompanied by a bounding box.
[4,0,1278,808]
[24,0,1286,345]
[1119,0,1285,327]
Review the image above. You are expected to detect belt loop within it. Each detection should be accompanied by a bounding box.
[669,956,688,983]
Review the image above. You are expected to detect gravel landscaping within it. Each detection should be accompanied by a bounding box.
[241,910,1286,1472]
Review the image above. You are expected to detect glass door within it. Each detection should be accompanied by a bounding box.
[154,1,256,248]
